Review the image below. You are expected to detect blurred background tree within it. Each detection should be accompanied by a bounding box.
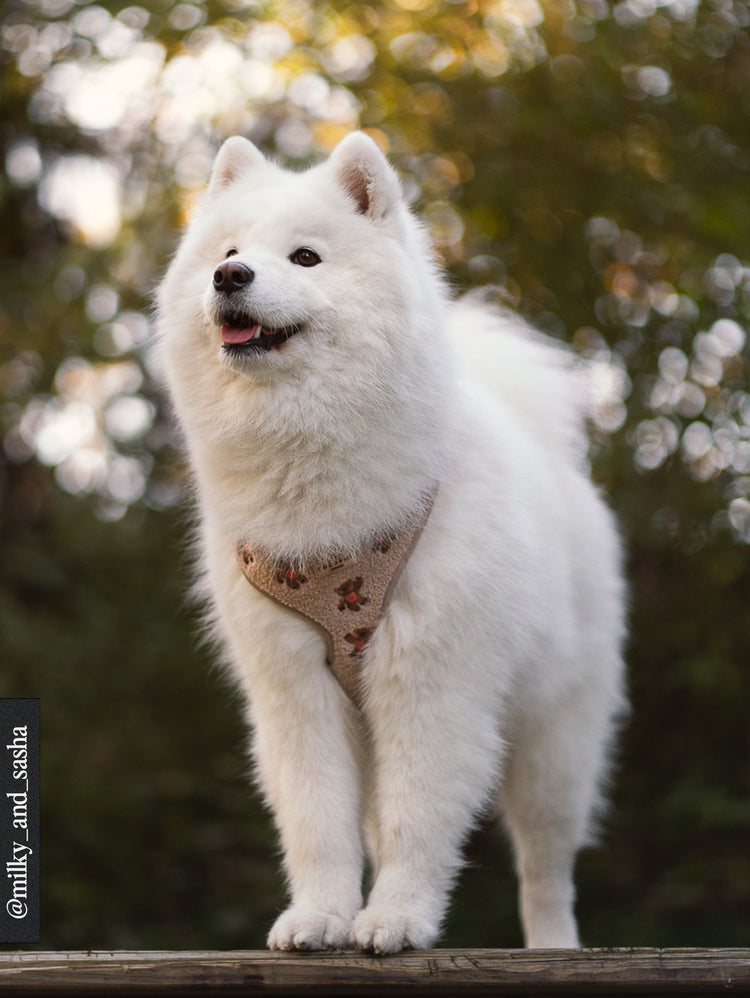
[1,0,748,949]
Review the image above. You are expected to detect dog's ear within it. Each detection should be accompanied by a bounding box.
[207,136,266,194]
[329,132,402,221]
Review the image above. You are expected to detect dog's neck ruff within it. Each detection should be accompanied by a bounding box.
[236,487,437,708]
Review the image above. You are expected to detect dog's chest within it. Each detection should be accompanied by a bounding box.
[235,489,436,706]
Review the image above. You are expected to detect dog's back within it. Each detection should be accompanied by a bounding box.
[451,295,591,470]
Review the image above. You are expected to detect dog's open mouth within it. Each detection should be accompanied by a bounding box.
[219,311,303,354]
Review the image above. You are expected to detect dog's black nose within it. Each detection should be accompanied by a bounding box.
[213,260,254,293]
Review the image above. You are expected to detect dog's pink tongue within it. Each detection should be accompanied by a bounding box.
[221,324,257,344]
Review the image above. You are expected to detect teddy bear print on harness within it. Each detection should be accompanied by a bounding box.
[236,488,436,708]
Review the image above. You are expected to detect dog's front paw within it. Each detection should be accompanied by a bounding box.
[267,903,353,951]
[351,905,439,954]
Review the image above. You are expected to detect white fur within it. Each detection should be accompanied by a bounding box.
[155,131,627,953]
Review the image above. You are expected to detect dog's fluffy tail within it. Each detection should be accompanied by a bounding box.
[452,293,592,469]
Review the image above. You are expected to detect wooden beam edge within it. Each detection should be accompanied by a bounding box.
[0,948,746,993]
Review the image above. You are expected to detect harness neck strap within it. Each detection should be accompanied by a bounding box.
[236,487,437,709]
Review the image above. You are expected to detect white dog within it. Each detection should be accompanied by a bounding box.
[155,131,627,953]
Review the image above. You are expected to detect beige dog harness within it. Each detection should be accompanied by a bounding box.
[236,488,436,707]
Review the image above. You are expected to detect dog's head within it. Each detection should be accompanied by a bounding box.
[155,133,451,551]
[158,132,439,384]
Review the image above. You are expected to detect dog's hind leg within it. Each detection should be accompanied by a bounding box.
[498,686,618,949]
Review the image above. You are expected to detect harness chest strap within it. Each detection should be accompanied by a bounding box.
[235,488,437,708]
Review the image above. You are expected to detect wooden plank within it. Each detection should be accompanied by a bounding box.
[0,949,746,994]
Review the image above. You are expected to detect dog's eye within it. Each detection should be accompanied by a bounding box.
[290,247,321,267]
[225,249,238,258]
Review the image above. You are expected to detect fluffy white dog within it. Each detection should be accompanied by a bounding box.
[155,131,627,954]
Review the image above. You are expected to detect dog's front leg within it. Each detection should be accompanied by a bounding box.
[250,669,364,951]
[224,593,365,951]
[352,658,504,954]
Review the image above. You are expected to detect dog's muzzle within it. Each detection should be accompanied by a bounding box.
[211,261,303,353]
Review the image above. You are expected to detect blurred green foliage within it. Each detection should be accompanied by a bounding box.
[1,0,749,949]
